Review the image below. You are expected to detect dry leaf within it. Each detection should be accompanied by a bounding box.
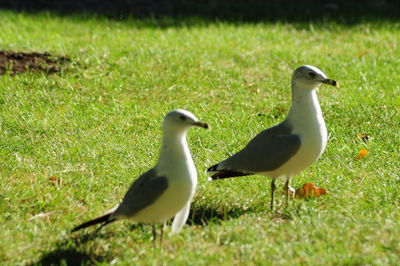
[357,133,370,142]
[296,182,328,198]
[356,149,368,160]
[49,176,63,185]
[356,50,369,57]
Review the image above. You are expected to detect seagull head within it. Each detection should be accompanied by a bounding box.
[292,65,338,90]
[163,109,209,131]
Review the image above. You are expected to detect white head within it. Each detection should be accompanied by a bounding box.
[292,65,338,90]
[163,109,208,132]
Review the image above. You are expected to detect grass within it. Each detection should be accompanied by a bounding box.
[0,10,399,265]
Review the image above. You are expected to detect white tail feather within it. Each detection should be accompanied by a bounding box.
[171,201,191,234]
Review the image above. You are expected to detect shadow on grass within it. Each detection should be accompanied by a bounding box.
[33,249,97,266]
[32,205,248,265]
[32,208,293,265]
[188,201,266,226]
[32,232,114,266]
[32,200,292,264]
[32,205,249,265]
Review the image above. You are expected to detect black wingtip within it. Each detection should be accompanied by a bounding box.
[210,170,252,180]
[71,213,113,233]
[207,164,219,173]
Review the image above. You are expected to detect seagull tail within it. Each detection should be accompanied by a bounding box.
[71,212,116,233]
[207,164,252,180]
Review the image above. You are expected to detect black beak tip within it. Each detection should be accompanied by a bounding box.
[195,122,209,129]
[323,79,339,87]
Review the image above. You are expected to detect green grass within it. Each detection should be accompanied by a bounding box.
[0,10,399,265]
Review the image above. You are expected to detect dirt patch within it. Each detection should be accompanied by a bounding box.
[0,51,69,75]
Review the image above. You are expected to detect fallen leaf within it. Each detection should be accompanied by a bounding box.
[356,50,369,57]
[357,133,370,142]
[288,186,296,197]
[49,176,63,185]
[296,182,328,198]
[356,149,368,160]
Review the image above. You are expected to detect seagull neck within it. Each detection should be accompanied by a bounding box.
[286,87,322,123]
[158,128,190,168]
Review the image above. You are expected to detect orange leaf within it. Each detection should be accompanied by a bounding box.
[49,176,63,185]
[356,50,369,57]
[356,149,368,160]
[296,182,328,198]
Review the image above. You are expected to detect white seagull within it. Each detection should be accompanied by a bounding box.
[207,65,338,210]
[72,109,208,241]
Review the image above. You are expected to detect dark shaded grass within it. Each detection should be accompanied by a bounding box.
[1,0,400,27]
[32,233,115,265]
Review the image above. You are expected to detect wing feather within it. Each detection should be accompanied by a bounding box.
[112,168,168,218]
[208,122,302,178]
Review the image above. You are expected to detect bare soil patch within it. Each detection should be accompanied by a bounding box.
[0,51,69,75]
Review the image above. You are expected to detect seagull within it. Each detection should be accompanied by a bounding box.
[207,65,337,210]
[72,109,208,242]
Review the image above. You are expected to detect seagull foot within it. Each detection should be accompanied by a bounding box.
[288,186,296,197]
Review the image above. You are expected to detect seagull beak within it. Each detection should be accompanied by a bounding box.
[193,121,209,129]
[322,78,339,87]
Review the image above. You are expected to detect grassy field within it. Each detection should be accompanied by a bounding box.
[0,10,399,265]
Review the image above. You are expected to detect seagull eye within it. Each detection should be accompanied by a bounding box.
[179,115,186,121]
[308,72,316,78]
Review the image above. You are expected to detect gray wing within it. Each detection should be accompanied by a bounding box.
[214,122,302,174]
[112,168,168,218]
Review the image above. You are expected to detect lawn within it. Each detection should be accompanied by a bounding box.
[0,10,399,265]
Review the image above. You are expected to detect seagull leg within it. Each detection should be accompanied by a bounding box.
[284,179,290,209]
[152,225,157,247]
[159,222,165,248]
[270,179,276,211]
